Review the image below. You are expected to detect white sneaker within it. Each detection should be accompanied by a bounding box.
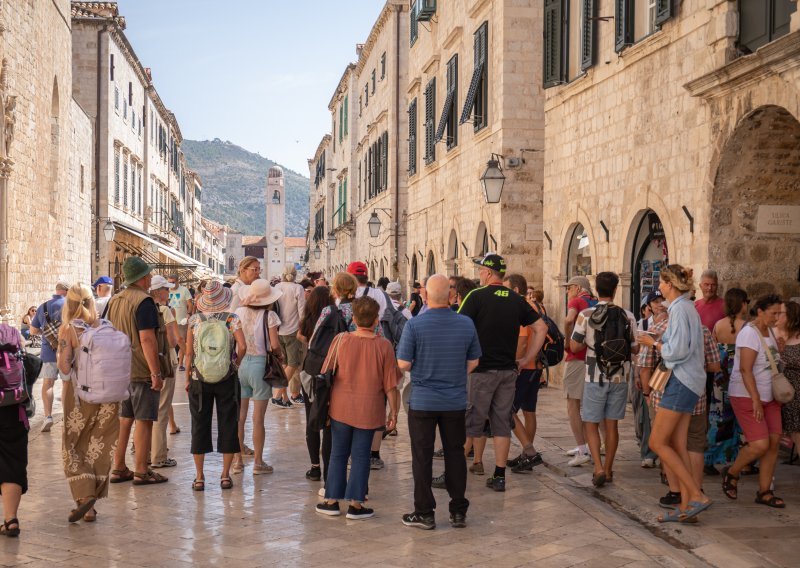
[41,416,53,433]
[565,446,581,456]
[641,458,656,468]
[318,486,326,497]
[568,453,591,467]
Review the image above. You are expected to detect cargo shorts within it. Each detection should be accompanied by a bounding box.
[465,370,517,438]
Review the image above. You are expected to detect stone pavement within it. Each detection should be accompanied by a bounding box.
[0,373,793,567]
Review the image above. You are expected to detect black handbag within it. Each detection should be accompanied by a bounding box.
[261,310,289,388]
[308,333,344,431]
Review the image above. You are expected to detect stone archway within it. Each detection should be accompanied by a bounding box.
[710,105,800,298]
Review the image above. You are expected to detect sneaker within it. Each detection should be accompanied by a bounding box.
[306,466,322,481]
[449,513,467,528]
[253,463,274,475]
[151,458,177,468]
[318,486,326,497]
[433,448,445,460]
[271,398,292,409]
[641,458,656,469]
[431,473,446,489]
[566,446,581,456]
[568,453,591,467]
[178,365,186,372]
[402,512,435,530]
[485,475,506,492]
[41,416,53,433]
[511,453,543,473]
[506,454,524,468]
[370,457,385,470]
[315,501,341,516]
[469,462,484,476]
[346,505,374,520]
[290,394,305,405]
[659,491,681,508]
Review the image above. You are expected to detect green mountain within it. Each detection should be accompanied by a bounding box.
[182,139,309,237]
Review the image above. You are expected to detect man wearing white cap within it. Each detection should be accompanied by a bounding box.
[149,276,183,469]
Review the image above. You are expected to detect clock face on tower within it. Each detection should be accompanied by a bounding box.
[269,230,283,244]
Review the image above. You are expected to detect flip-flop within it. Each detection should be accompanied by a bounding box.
[220,477,233,490]
[682,500,712,519]
[110,468,134,483]
[169,427,181,435]
[68,498,97,523]
[592,472,606,488]
[658,509,687,523]
[83,509,97,522]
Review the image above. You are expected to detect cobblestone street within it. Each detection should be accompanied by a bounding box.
[4,373,797,567]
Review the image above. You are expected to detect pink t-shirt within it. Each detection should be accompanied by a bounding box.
[695,297,725,331]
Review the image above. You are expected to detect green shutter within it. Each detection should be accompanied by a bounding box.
[344,96,348,136]
[424,78,436,164]
[339,105,343,143]
[382,131,388,189]
[410,1,418,46]
[408,99,417,175]
[655,0,672,26]
[543,0,564,87]
[580,0,596,71]
[343,178,347,223]
[615,0,632,53]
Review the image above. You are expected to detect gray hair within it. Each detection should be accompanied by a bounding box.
[701,269,718,282]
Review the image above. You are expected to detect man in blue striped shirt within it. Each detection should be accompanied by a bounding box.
[397,274,481,530]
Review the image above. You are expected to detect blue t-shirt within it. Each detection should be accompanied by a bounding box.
[396,307,482,411]
[31,295,65,363]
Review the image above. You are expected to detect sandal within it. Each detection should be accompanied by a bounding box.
[592,472,606,488]
[110,467,134,483]
[68,497,97,523]
[169,427,181,435]
[606,471,614,483]
[220,477,233,490]
[755,490,786,508]
[83,509,97,523]
[132,470,168,485]
[0,518,20,537]
[382,428,397,440]
[681,499,712,520]
[231,461,244,474]
[658,509,687,523]
[242,445,255,457]
[192,479,205,492]
[721,466,739,500]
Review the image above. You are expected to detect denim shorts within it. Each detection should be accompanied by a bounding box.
[581,381,628,423]
[658,374,699,414]
[237,355,272,401]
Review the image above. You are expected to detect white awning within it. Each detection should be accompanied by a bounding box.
[115,222,210,274]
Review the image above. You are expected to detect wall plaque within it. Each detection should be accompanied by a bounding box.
[756,206,800,234]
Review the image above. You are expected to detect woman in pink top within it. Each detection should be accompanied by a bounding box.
[315,296,400,520]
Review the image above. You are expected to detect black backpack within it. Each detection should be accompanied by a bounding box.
[303,305,348,376]
[590,304,633,382]
[538,313,565,368]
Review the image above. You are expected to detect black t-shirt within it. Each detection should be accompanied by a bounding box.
[409,292,423,316]
[135,297,161,331]
[458,284,539,372]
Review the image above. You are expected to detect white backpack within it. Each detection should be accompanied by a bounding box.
[73,319,132,404]
[193,314,233,383]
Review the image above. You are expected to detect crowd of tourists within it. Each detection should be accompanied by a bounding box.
[1,253,799,536]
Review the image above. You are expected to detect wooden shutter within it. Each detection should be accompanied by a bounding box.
[382,131,388,190]
[424,78,436,164]
[410,1,418,46]
[344,96,348,136]
[580,0,596,71]
[436,55,457,144]
[408,99,417,175]
[543,0,564,87]
[615,0,632,53]
[655,0,672,26]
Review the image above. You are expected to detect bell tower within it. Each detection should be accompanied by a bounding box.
[265,166,286,281]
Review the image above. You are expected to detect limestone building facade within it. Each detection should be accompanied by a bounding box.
[72,2,211,287]
[0,0,94,323]
[542,0,800,319]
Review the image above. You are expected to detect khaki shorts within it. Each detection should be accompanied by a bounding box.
[563,359,586,400]
[687,412,708,454]
[279,334,304,368]
[466,370,517,438]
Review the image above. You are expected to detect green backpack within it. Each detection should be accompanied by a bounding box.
[193,314,233,383]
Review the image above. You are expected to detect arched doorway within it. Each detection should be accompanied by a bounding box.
[411,254,419,283]
[711,105,800,298]
[475,222,489,258]
[426,251,436,277]
[447,229,459,276]
[628,210,669,311]
[566,223,592,278]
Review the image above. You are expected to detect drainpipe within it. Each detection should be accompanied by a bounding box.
[393,4,401,281]
[94,25,107,279]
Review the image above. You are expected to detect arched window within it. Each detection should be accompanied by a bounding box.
[227,255,235,272]
[447,229,459,276]
[426,251,436,276]
[411,254,418,283]
[476,222,489,257]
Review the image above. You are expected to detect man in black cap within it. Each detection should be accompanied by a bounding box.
[457,254,548,492]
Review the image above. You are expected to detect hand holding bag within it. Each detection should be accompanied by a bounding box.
[758,327,795,404]
[649,361,671,393]
[261,310,289,388]
[308,333,344,431]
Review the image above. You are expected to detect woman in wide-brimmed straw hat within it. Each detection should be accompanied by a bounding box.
[231,279,283,475]
[185,280,246,491]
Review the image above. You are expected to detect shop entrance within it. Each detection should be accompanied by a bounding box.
[629,210,669,311]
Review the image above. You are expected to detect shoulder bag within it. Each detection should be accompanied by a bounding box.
[308,333,344,431]
[40,300,61,350]
[758,327,795,404]
[261,309,289,388]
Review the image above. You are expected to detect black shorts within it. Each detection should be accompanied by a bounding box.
[512,369,542,413]
[188,376,240,455]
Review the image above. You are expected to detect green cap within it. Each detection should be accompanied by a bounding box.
[123,256,152,286]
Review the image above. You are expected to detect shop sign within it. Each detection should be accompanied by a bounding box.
[756,206,800,234]
[648,213,665,239]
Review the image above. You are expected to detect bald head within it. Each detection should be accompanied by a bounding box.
[426,274,450,308]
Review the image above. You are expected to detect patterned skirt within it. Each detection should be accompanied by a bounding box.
[62,380,120,502]
[705,344,742,465]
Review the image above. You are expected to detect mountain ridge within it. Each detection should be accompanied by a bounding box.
[182,138,309,237]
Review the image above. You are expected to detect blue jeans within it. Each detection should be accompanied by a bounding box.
[325,419,376,503]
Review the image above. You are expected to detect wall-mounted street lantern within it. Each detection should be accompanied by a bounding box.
[326,233,337,250]
[368,211,381,238]
[103,220,117,242]
[480,155,505,203]
[313,244,321,259]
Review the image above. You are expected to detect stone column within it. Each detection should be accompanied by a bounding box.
[0,158,12,324]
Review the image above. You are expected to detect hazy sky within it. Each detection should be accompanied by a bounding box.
[116,1,384,176]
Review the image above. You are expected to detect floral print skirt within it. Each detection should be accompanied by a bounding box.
[62,380,120,501]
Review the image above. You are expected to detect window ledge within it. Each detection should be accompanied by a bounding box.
[422,54,440,75]
[407,77,422,94]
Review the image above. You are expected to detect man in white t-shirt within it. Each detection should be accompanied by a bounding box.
[167,273,194,371]
[274,265,307,407]
[570,271,638,488]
